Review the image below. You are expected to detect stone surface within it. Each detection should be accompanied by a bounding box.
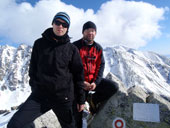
[26,73,170,128]
[88,73,170,128]
[33,110,61,128]
[25,110,61,128]
[3,72,170,128]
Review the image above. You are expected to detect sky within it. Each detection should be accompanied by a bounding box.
[0,0,170,55]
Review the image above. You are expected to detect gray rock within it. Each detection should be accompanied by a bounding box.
[25,110,61,128]
[33,110,61,128]
[88,73,170,128]
[3,72,170,128]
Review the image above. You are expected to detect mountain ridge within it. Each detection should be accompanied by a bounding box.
[104,46,170,98]
[0,44,170,110]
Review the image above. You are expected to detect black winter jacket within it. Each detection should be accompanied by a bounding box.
[29,28,85,104]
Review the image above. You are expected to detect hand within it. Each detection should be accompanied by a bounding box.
[89,82,96,91]
[83,81,91,91]
[77,104,85,112]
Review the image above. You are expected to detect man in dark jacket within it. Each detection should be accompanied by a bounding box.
[7,12,85,128]
[73,21,119,128]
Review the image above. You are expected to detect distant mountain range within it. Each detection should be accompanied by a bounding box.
[0,44,170,110]
[104,46,170,100]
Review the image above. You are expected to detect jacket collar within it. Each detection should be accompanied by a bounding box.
[42,28,70,44]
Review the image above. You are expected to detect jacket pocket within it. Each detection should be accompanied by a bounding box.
[43,76,73,102]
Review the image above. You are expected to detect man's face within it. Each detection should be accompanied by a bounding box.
[83,28,96,42]
[52,19,68,36]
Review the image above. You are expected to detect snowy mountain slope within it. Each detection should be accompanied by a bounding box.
[0,44,170,111]
[0,44,170,128]
[0,45,31,110]
[104,46,170,98]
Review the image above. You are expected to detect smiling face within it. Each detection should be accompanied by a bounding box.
[52,18,68,36]
[83,28,96,44]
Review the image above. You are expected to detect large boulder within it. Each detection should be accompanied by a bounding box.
[25,110,61,128]
[88,73,170,128]
[33,110,61,128]
[16,72,170,128]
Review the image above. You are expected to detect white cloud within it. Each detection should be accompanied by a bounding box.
[0,0,166,49]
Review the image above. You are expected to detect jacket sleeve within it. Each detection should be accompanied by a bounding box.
[93,49,105,85]
[29,41,38,91]
[70,46,85,105]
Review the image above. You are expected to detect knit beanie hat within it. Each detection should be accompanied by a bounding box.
[82,21,97,33]
[52,12,70,27]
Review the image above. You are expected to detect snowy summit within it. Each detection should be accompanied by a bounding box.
[0,44,170,127]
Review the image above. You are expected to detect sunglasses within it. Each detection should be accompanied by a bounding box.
[54,20,69,28]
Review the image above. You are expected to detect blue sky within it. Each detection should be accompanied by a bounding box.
[0,0,170,55]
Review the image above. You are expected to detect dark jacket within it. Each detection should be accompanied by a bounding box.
[73,39,105,86]
[29,28,85,104]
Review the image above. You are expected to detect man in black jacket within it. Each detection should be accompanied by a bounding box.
[7,12,85,128]
[73,21,119,128]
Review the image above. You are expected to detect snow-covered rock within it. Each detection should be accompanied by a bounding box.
[0,44,170,128]
[104,46,170,98]
[0,44,31,110]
